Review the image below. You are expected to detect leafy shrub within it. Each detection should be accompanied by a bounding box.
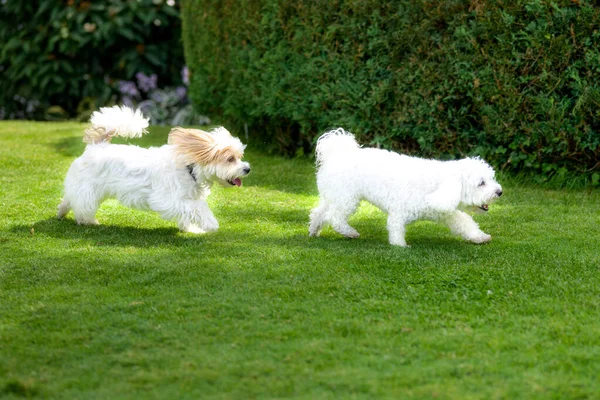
[181,0,600,182]
[0,0,184,119]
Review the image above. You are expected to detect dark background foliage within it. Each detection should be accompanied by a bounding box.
[181,0,600,183]
[0,0,184,120]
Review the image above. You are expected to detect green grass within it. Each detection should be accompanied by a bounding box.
[1,121,599,399]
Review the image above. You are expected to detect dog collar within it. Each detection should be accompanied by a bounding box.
[187,164,196,182]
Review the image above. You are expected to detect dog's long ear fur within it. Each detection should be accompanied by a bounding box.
[168,128,215,165]
[425,176,462,213]
[168,127,242,166]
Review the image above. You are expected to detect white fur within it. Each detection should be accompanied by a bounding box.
[58,106,251,233]
[309,128,503,247]
[89,105,148,139]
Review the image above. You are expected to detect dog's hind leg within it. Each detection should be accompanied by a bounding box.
[309,201,329,237]
[443,210,491,244]
[57,199,71,219]
[326,199,360,239]
[69,188,101,225]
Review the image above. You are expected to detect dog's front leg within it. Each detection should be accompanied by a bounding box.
[176,200,219,234]
[387,214,409,247]
[443,210,491,244]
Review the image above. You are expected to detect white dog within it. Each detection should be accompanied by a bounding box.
[309,128,503,247]
[57,105,251,233]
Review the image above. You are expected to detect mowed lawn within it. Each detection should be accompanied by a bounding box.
[1,121,599,399]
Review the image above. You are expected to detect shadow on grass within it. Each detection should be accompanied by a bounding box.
[278,230,480,258]
[9,214,474,257]
[53,136,86,158]
[10,217,203,248]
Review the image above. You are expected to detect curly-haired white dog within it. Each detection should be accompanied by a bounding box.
[309,128,503,247]
[57,105,251,233]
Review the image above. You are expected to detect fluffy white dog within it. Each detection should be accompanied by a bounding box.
[309,128,503,247]
[58,105,251,233]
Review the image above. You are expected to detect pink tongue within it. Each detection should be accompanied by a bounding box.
[233,178,242,187]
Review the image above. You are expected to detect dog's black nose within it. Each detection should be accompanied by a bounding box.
[497,190,503,197]
[243,167,251,174]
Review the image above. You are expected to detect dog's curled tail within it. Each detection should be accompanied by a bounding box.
[83,105,149,144]
[315,128,360,167]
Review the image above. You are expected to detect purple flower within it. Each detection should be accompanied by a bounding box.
[181,66,189,86]
[26,100,40,114]
[118,81,140,98]
[175,86,187,100]
[136,72,157,93]
[122,96,135,108]
[150,91,164,103]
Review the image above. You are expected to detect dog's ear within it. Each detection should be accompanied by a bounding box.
[425,176,462,213]
[168,127,218,165]
[169,127,243,165]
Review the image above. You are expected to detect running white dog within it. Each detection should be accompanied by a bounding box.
[58,105,251,233]
[309,128,503,247]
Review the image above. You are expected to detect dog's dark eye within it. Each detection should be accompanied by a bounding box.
[227,156,235,163]
[479,180,486,187]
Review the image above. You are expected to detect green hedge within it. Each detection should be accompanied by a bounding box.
[1,0,183,119]
[181,0,600,182]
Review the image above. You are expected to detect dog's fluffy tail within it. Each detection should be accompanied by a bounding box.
[315,128,360,167]
[83,105,149,144]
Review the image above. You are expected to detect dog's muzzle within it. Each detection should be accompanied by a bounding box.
[227,166,251,187]
[478,190,503,212]
[228,178,242,187]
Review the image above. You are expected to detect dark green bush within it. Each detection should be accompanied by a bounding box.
[1,0,183,119]
[181,0,600,183]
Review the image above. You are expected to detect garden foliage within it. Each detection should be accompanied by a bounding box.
[181,0,600,181]
[0,0,184,120]
[116,68,210,126]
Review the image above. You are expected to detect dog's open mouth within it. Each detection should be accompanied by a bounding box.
[228,178,242,187]
[478,204,489,212]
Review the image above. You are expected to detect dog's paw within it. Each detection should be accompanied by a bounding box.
[76,219,99,226]
[182,225,206,234]
[344,231,360,239]
[470,233,492,244]
[201,217,219,232]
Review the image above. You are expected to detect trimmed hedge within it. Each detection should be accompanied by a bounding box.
[1,0,183,119]
[181,0,600,181]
